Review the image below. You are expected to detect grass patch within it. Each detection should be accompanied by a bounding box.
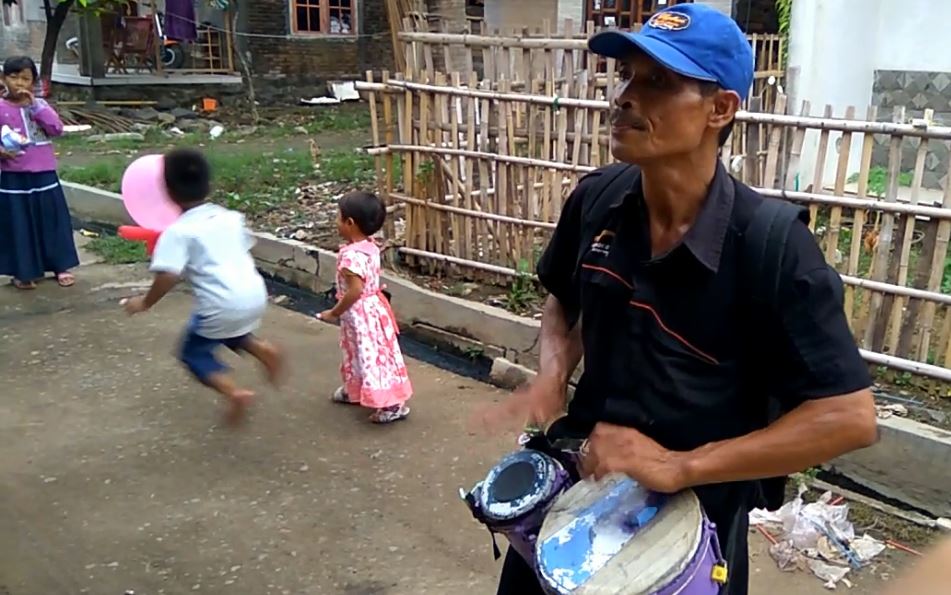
[86,235,149,264]
[848,166,914,197]
[318,149,376,185]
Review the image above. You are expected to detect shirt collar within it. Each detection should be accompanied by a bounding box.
[616,163,734,273]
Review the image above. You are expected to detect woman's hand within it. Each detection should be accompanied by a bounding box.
[0,149,17,160]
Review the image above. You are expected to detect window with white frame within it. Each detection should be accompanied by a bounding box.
[2,0,26,27]
[290,0,357,35]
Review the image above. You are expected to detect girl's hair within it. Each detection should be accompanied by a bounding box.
[339,191,386,236]
[3,56,38,79]
[164,148,211,205]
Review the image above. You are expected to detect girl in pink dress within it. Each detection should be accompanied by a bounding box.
[317,191,413,424]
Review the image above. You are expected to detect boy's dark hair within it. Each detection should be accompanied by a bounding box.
[2,56,38,79]
[339,191,386,236]
[164,148,211,205]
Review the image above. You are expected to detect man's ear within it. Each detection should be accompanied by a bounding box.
[710,89,741,133]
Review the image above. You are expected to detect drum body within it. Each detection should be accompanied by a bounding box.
[461,449,572,566]
[536,475,726,595]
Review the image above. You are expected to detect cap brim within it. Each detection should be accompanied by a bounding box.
[588,30,718,85]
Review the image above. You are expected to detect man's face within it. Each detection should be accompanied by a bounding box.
[610,51,718,164]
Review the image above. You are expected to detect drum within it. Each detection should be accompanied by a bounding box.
[460,448,572,566]
[535,474,727,595]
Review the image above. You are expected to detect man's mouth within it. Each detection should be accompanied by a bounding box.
[610,114,647,131]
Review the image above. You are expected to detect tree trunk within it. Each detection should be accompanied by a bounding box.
[230,1,259,124]
[40,0,75,86]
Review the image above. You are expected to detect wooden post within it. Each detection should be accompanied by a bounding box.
[78,13,106,79]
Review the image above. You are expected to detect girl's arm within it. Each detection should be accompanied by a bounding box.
[320,270,364,322]
[29,98,64,138]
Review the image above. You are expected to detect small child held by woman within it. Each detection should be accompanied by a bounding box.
[123,148,284,425]
[318,191,413,424]
[0,56,79,290]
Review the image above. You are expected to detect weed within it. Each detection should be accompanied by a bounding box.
[463,345,485,360]
[86,235,148,264]
[505,260,539,313]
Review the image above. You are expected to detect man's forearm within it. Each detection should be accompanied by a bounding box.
[680,389,878,487]
[538,295,583,390]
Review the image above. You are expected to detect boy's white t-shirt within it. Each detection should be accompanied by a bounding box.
[150,203,267,339]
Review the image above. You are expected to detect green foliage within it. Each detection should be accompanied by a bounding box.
[847,166,914,198]
[776,0,793,68]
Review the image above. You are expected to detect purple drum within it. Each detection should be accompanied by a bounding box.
[535,474,728,595]
[460,448,572,567]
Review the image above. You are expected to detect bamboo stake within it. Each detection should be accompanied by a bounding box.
[844,105,877,327]
[890,108,933,355]
[762,94,788,188]
[807,105,834,232]
[919,145,951,362]
[865,107,906,351]
[826,105,855,266]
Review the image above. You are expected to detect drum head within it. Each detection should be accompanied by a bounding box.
[536,474,703,594]
[478,450,564,522]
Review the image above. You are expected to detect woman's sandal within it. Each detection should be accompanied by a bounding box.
[12,279,36,290]
[56,272,75,288]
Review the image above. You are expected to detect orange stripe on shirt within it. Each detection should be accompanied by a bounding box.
[581,264,634,290]
[629,300,720,365]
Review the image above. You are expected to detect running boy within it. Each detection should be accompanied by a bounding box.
[123,148,284,423]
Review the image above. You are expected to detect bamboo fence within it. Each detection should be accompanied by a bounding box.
[354,26,951,379]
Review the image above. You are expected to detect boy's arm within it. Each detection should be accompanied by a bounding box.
[142,272,180,309]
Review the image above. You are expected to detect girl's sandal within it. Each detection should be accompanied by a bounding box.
[56,272,75,288]
[12,279,36,290]
[330,386,358,405]
[369,405,411,424]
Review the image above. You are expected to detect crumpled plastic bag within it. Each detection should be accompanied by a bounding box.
[750,489,887,587]
[807,559,850,589]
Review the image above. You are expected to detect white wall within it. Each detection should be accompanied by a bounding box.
[787,0,951,191]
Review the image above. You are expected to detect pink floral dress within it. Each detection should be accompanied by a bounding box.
[337,240,413,408]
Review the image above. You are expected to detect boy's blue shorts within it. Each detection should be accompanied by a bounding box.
[179,316,252,383]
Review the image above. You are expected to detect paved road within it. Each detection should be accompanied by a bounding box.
[0,249,906,594]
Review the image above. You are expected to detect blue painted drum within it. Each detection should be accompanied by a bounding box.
[460,449,572,567]
[535,475,728,595]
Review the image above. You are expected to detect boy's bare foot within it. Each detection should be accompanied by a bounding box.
[245,337,286,386]
[223,389,255,427]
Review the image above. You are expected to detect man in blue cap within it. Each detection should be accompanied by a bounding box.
[479,4,878,594]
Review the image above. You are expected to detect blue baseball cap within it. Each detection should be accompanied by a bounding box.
[588,4,754,100]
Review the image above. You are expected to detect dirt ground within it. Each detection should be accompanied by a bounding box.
[0,242,920,595]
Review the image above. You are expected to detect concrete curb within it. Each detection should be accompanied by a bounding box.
[61,181,951,519]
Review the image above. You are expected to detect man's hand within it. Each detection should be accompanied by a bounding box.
[122,296,149,315]
[468,373,567,435]
[580,422,689,494]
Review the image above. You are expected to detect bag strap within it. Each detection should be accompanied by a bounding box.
[742,192,809,313]
[574,163,639,271]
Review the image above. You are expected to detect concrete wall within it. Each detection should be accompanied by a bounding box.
[484,0,557,33]
[788,0,951,192]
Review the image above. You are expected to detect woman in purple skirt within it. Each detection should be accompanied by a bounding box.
[0,56,79,290]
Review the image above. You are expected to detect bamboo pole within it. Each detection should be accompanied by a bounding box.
[355,81,951,140]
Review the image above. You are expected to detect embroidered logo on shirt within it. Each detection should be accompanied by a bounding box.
[648,11,691,31]
[590,229,615,257]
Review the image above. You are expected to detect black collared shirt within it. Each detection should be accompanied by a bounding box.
[536,164,872,589]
